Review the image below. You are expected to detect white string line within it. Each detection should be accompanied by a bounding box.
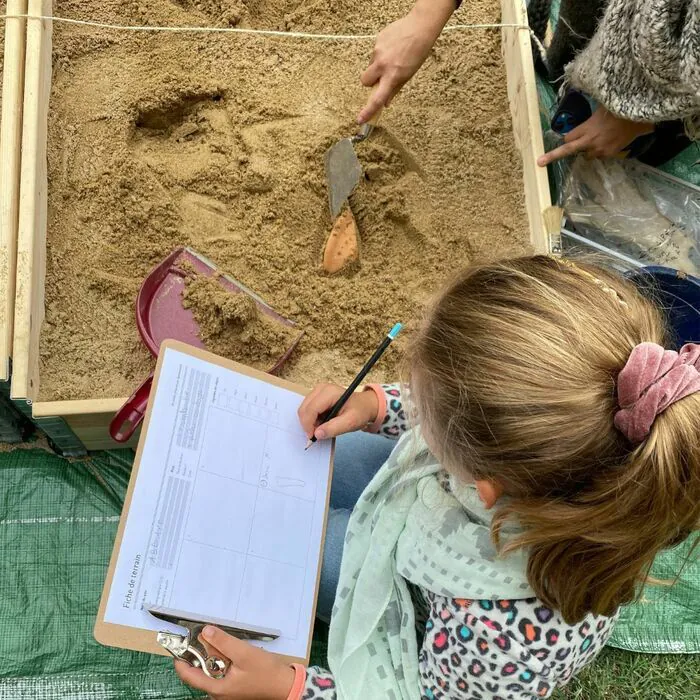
[3,13,531,41]
[2,13,549,69]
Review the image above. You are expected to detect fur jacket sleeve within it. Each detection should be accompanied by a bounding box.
[566,0,700,124]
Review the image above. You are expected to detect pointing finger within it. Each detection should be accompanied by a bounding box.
[537,137,585,166]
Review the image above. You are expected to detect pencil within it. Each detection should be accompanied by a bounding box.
[305,323,402,450]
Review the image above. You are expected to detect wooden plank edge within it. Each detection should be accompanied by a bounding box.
[0,1,28,381]
[33,396,129,417]
[501,0,558,254]
[68,434,139,451]
[11,0,52,402]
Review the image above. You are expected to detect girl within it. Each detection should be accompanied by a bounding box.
[177,256,700,699]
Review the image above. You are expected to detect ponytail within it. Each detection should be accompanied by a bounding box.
[496,394,700,623]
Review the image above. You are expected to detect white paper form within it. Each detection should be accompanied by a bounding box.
[104,346,333,658]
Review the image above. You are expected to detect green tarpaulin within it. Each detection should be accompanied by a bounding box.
[610,538,700,654]
[0,448,204,700]
[0,445,697,699]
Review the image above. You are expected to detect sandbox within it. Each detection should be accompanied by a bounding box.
[11,0,554,452]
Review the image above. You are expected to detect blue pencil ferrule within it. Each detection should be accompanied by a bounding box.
[388,323,402,340]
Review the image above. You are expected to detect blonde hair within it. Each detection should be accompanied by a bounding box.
[409,255,700,624]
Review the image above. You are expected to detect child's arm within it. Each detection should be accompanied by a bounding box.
[173,627,338,700]
[364,383,410,439]
[298,383,410,441]
[357,0,460,124]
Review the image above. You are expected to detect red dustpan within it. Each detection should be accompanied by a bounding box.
[109,247,302,442]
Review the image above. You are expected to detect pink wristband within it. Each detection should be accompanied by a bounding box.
[286,663,306,700]
[363,384,387,434]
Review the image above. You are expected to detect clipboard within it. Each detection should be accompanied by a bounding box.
[95,339,334,667]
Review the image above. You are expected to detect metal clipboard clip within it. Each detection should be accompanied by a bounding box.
[148,605,281,679]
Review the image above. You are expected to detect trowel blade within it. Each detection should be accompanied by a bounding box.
[324,137,363,220]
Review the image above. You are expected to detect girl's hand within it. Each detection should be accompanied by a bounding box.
[538,106,654,166]
[175,626,295,700]
[298,383,379,441]
[357,0,455,124]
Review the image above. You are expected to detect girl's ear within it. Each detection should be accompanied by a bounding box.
[475,480,504,509]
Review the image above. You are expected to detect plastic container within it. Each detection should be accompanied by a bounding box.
[627,267,700,345]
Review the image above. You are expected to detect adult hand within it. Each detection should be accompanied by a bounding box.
[357,0,455,124]
[175,626,295,700]
[298,383,379,441]
[538,106,654,166]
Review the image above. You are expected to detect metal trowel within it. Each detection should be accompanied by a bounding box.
[325,97,383,219]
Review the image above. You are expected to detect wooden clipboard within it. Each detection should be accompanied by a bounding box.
[94,339,334,665]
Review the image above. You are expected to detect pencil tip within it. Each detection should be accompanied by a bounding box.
[304,441,312,451]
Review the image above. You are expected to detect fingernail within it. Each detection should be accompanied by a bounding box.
[315,428,326,440]
[202,625,215,640]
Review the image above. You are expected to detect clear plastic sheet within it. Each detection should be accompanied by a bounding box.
[556,154,700,275]
[536,47,700,268]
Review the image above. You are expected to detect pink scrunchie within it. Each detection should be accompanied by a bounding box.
[615,342,700,443]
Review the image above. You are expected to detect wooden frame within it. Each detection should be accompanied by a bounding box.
[0,1,28,382]
[501,0,560,253]
[11,0,554,452]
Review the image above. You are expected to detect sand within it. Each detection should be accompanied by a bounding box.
[39,0,530,401]
[182,272,301,369]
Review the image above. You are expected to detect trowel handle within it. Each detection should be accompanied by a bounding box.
[109,374,153,443]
